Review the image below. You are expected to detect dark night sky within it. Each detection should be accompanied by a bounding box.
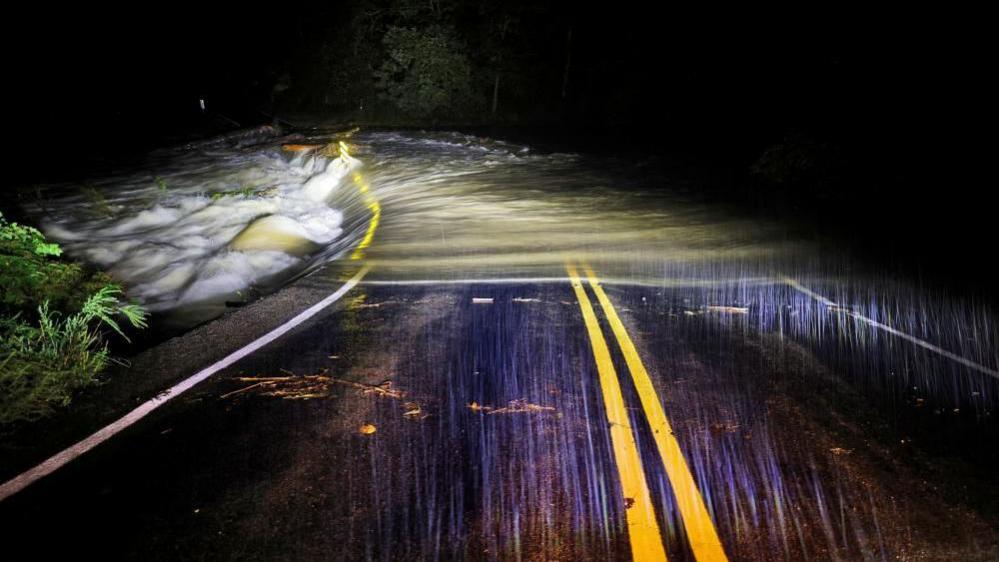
[6,7,985,125]
[2,4,994,291]
[8,7,281,130]
[4,4,992,195]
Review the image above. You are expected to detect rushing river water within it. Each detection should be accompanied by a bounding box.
[23,128,999,411]
[25,129,799,322]
[10,127,999,560]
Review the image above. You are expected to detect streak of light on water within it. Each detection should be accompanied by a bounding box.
[19,128,999,558]
[27,129,997,388]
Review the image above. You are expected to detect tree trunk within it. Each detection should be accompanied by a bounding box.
[492,16,511,117]
[491,74,501,115]
[561,25,573,100]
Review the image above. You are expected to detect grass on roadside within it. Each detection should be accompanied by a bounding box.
[1,212,148,425]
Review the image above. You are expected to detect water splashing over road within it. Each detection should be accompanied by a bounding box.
[24,130,999,404]
[10,128,999,559]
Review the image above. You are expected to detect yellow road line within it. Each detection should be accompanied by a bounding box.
[0,265,372,502]
[350,168,381,261]
[583,266,728,562]
[566,264,668,562]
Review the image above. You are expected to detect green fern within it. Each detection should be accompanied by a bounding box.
[1,212,150,425]
[1,284,148,424]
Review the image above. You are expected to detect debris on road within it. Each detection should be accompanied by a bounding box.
[221,370,429,425]
[359,424,377,435]
[705,305,749,315]
[403,402,426,419]
[709,422,741,435]
[221,371,332,400]
[330,378,426,419]
[472,297,494,304]
[683,305,750,317]
[468,399,556,415]
[330,377,404,399]
[347,295,398,309]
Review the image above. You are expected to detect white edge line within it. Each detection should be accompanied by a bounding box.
[0,264,372,502]
[358,275,777,288]
[783,276,999,380]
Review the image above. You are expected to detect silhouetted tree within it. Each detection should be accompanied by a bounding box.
[373,26,476,118]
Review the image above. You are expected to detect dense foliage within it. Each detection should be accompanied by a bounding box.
[374,26,478,118]
[1,214,111,313]
[275,0,543,123]
[1,213,147,425]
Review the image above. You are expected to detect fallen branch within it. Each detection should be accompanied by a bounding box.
[468,399,556,415]
[705,305,749,315]
[219,381,269,400]
[329,377,405,399]
[224,371,332,400]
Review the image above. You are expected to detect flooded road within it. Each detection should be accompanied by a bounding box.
[26,129,801,325]
[3,129,998,560]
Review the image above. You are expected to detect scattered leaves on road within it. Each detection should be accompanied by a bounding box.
[709,422,742,435]
[403,402,425,419]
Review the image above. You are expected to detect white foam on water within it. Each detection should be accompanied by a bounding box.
[35,144,361,313]
[30,129,794,322]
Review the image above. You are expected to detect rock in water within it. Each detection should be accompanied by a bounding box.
[229,215,321,255]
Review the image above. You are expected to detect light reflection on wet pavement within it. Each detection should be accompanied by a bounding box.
[3,130,999,560]
[2,276,997,560]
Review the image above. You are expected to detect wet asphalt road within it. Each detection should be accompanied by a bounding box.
[2,264,997,561]
[3,126,998,562]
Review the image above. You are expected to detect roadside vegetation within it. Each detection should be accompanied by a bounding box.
[274,1,546,124]
[0,212,147,425]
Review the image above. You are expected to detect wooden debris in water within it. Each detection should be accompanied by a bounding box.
[282,144,323,152]
[282,127,359,157]
[319,142,343,158]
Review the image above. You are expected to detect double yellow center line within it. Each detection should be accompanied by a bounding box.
[567,264,728,562]
[349,168,381,261]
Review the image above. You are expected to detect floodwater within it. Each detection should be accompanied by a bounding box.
[26,129,803,321]
[25,128,999,403]
[11,128,999,560]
